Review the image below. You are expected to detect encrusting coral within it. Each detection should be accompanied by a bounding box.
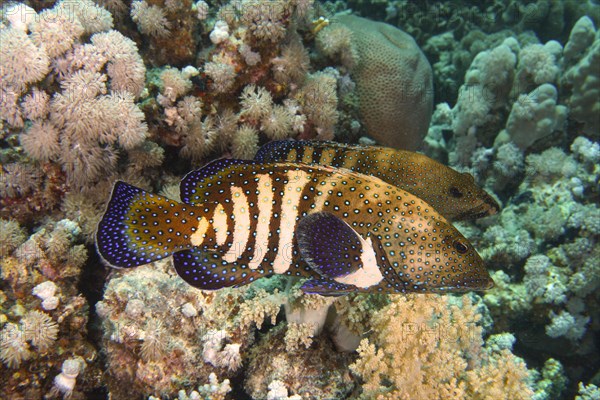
[317,14,433,150]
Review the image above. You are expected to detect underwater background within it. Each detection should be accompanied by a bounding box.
[0,0,599,399]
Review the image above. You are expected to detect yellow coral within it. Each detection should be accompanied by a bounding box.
[237,289,282,330]
[350,294,533,400]
[284,322,315,352]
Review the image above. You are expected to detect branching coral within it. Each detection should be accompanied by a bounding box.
[350,294,533,399]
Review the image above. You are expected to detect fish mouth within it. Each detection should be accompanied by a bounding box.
[481,192,501,215]
[457,195,500,220]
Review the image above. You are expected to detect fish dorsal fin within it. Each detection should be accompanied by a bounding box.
[254,139,300,162]
[173,247,264,290]
[180,158,258,205]
[296,212,366,279]
[255,140,346,165]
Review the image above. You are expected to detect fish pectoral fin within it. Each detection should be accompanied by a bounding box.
[296,212,366,279]
[173,248,263,290]
[300,278,357,297]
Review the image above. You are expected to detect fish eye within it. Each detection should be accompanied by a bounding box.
[453,240,468,254]
[448,186,463,198]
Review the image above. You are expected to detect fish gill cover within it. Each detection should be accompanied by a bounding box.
[0,0,598,399]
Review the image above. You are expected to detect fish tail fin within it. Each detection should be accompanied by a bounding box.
[96,181,198,268]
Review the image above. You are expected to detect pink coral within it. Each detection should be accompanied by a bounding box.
[20,88,50,121]
[30,8,85,58]
[0,27,50,87]
[131,0,171,38]
[205,58,236,93]
[91,30,146,98]
[241,0,288,43]
[261,105,294,140]
[20,121,61,162]
[239,84,273,121]
[272,39,310,84]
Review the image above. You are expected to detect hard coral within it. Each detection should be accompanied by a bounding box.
[561,16,600,136]
[319,14,433,149]
[505,83,567,150]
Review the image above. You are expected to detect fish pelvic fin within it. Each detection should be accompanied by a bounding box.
[96,181,200,268]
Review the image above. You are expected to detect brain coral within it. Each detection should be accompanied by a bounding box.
[334,15,433,150]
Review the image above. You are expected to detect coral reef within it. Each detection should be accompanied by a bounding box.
[1,1,598,399]
[0,218,101,398]
[95,260,284,398]
[349,294,533,399]
[422,15,600,398]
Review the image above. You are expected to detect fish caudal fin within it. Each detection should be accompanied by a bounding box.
[96,181,198,268]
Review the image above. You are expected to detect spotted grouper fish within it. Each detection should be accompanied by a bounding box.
[255,140,500,221]
[96,159,493,295]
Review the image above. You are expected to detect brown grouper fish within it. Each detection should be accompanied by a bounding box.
[96,159,493,296]
[255,140,500,221]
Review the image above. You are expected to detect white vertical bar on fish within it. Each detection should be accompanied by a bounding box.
[223,186,250,263]
[248,174,274,270]
[212,204,228,246]
[272,170,307,274]
[334,236,384,288]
